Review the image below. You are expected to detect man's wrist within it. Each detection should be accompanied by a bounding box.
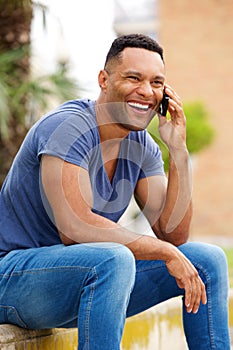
[169,147,190,168]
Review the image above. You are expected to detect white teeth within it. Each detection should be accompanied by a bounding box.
[128,102,149,111]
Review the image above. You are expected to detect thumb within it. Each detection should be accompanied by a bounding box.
[158,114,167,128]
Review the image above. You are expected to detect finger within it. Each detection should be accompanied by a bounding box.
[187,276,206,314]
[183,280,192,312]
[201,280,207,305]
[185,283,196,313]
[167,98,183,114]
[189,278,201,314]
[167,99,178,116]
[194,279,207,315]
[165,85,181,103]
[174,276,190,307]
[165,90,183,117]
[181,263,199,313]
[157,114,167,127]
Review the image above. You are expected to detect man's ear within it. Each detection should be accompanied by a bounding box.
[98,69,108,92]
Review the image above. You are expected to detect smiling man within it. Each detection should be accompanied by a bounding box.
[0,34,230,349]
[99,45,165,131]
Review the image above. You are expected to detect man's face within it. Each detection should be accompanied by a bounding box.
[101,47,165,131]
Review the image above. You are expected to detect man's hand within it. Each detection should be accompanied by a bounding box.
[158,85,187,152]
[146,84,192,239]
[126,234,207,314]
[165,247,207,314]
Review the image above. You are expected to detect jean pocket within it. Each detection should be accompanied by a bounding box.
[0,305,28,328]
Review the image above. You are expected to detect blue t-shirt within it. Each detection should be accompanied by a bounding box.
[0,99,165,257]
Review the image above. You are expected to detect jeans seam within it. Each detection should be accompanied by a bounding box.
[194,263,216,350]
[137,260,217,349]
[0,305,28,328]
[84,267,98,350]
[0,266,90,278]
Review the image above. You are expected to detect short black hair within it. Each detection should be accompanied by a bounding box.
[104,33,164,68]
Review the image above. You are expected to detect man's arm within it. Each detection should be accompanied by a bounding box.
[41,155,139,246]
[41,154,206,314]
[135,84,192,246]
[134,152,192,246]
[132,84,205,312]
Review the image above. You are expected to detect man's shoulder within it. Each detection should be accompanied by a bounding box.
[42,98,95,122]
[33,99,96,133]
[55,98,95,113]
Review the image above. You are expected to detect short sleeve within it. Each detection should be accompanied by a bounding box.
[36,100,98,170]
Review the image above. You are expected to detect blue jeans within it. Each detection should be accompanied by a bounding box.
[0,241,230,349]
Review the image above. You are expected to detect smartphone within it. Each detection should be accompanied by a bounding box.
[158,92,169,116]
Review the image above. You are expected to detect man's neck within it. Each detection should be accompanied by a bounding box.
[95,99,130,143]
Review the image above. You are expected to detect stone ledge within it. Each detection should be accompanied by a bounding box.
[0,325,77,349]
[0,324,51,343]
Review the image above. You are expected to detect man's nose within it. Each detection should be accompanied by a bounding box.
[136,81,154,97]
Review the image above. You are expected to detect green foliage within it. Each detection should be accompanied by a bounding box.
[184,101,215,154]
[0,48,79,140]
[147,101,215,172]
[0,48,28,139]
[223,247,233,288]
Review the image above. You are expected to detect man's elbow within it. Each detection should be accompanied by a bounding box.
[154,221,190,246]
[171,234,189,247]
[59,231,76,246]
[163,229,190,247]
[161,207,192,246]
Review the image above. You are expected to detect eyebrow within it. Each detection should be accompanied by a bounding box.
[121,70,165,81]
[122,70,142,76]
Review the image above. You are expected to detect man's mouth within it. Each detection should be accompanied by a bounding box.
[127,101,151,112]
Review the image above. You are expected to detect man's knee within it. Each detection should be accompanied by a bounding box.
[101,243,135,273]
[94,243,136,289]
[179,242,228,284]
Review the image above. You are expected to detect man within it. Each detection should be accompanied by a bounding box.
[0,34,230,349]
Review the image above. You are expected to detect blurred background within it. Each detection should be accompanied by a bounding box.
[1,0,233,244]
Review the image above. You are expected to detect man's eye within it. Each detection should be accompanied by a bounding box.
[153,81,163,86]
[128,76,139,81]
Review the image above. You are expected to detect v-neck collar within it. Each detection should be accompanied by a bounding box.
[98,139,123,190]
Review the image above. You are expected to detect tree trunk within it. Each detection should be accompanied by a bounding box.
[0,0,33,187]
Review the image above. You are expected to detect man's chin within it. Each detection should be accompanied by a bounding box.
[126,113,156,131]
[120,121,149,132]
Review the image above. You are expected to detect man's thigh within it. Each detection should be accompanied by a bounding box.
[126,258,182,317]
[126,241,226,318]
[0,243,123,329]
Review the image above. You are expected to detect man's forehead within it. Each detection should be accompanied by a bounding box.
[117,47,165,74]
[121,46,163,59]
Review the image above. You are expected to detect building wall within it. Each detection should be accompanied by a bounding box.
[159,0,233,241]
